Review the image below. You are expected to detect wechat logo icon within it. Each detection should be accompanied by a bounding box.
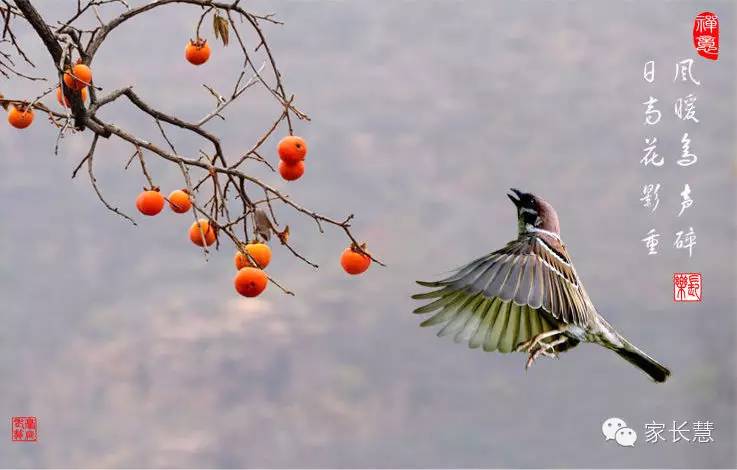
[602,417,637,447]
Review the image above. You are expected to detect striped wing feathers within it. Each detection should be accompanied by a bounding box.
[413,235,595,352]
[414,289,558,353]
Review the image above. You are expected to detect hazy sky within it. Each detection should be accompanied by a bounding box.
[0,1,735,468]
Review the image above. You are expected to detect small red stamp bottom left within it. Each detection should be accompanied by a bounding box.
[11,417,37,442]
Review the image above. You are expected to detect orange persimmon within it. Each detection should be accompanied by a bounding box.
[63,63,92,90]
[136,190,165,216]
[340,245,371,275]
[189,219,217,247]
[168,189,192,213]
[234,242,272,270]
[234,267,268,297]
[56,86,88,107]
[278,160,305,181]
[7,105,33,129]
[277,136,307,164]
[185,39,211,65]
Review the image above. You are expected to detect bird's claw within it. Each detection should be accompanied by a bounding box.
[515,338,534,353]
[525,340,560,370]
[516,336,545,353]
[525,343,558,370]
[515,329,564,353]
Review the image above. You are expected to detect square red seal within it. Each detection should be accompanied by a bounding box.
[11,417,37,442]
[673,273,702,302]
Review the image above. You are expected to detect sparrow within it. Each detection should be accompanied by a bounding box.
[412,188,671,383]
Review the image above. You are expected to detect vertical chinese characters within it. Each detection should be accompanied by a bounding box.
[640,58,701,259]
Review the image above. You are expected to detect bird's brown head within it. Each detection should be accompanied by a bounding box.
[507,188,561,237]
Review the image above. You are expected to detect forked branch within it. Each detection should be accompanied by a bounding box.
[3,0,383,296]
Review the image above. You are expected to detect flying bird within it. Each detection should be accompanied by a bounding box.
[412,188,671,382]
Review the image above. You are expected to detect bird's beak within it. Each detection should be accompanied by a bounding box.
[507,188,522,207]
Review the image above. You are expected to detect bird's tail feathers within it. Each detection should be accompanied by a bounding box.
[596,317,670,383]
[610,332,671,383]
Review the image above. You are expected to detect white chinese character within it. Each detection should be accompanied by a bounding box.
[642,229,660,255]
[644,421,666,444]
[692,421,714,443]
[696,35,717,54]
[641,137,663,167]
[674,227,696,257]
[674,94,699,123]
[678,133,698,167]
[695,15,718,33]
[673,59,700,85]
[678,183,693,216]
[643,60,655,83]
[670,420,691,443]
[640,183,661,212]
[643,96,661,125]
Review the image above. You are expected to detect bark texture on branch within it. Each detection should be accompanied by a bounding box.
[14,0,96,131]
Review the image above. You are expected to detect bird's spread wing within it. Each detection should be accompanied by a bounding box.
[412,236,595,352]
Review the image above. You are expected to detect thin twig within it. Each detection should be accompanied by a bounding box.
[85,134,137,224]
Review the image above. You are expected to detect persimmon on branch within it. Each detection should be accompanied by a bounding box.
[1,0,382,297]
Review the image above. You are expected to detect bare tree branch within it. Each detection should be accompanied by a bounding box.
[3,0,384,297]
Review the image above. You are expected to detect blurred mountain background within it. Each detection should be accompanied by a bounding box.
[0,1,735,468]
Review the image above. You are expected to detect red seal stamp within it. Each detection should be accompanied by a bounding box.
[11,417,37,442]
[693,12,719,61]
[673,273,702,302]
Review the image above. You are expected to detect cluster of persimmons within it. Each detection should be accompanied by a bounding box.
[135,185,276,297]
[7,63,92,129]
[6,39,372,298]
